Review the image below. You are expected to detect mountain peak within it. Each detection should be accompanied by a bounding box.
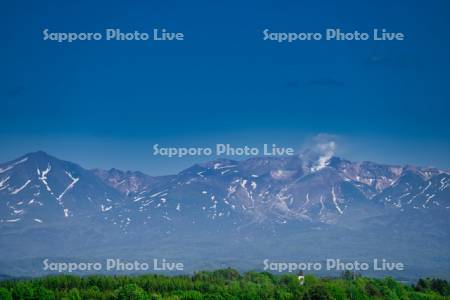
[0,151,55,168]
[23,150,56,161]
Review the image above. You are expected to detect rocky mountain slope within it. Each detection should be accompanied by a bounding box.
[1,152,448,229]
[0,151,449,278]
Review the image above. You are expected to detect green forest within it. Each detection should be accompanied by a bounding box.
[0,269,449,300]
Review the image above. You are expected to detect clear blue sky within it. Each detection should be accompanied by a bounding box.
[1,0,449,175]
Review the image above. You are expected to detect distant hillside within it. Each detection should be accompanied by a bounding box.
[0,151,449,279]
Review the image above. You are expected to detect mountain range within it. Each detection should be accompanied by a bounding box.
[0,151,449,279]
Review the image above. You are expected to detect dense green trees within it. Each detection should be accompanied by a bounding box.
[0,287,13,300]
[413,278,450,297]
[0,270,448,300]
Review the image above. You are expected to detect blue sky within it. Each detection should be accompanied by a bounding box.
[1,0,449,175]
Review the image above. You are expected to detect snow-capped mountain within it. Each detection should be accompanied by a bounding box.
[121,155,449,225]
[0,151,449,228]
[0,151,449,278]
[0,151,125,225]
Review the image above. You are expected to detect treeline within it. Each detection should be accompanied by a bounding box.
[0,269,449,300]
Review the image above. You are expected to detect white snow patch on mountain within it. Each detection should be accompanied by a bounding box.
[37,164,52,192]
[216,165,236,170]
[150,190,167,198]
[10,179,31,195]
[331,187,343,214]
[423,194,435,208]
[56,171,79,202]
[304,193,310,206]
[440,177,449,191]
[407,181,432,204]
[240,179,247,189]
[0,176,10,190]
[6,218,21,223]
[0,165,14,174]
[13,209,24,215]
[101,204,112,212]
[0,157,27,173]
[319,195,325,215]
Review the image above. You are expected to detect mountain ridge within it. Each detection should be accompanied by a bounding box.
[1,150,449,227]
[0,151,449,278]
